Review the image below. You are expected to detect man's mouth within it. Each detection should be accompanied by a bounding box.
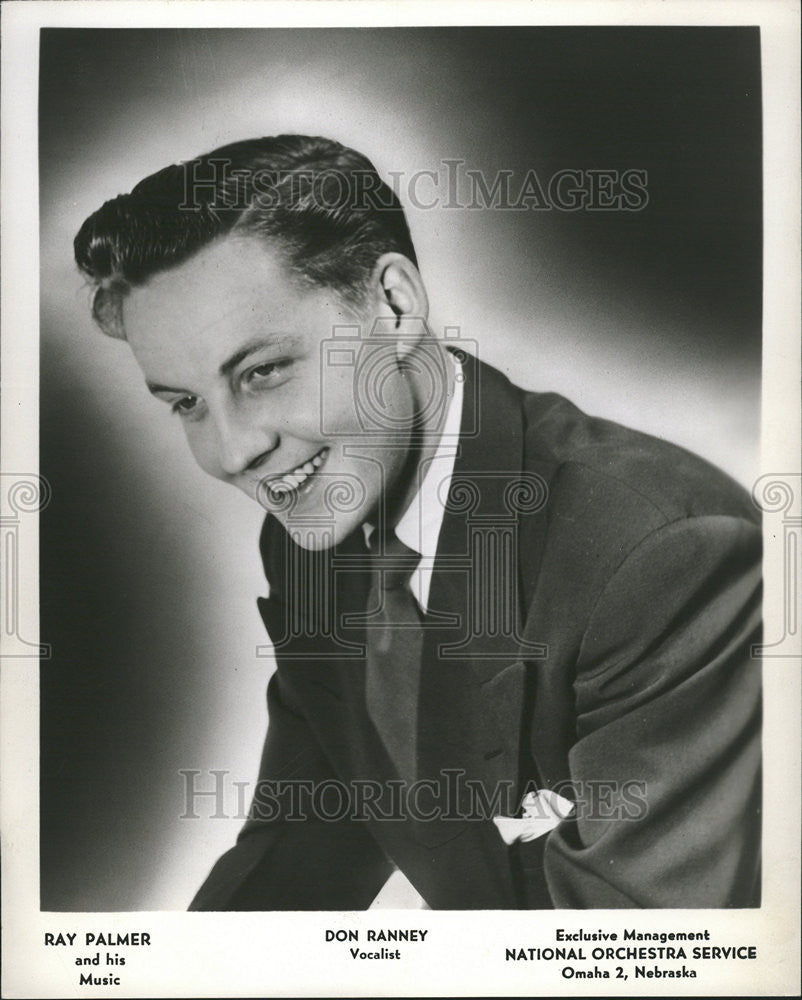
[266,446,329,497]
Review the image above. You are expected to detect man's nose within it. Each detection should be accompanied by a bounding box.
[214,405,278,477]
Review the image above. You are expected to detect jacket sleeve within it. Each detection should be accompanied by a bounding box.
[543,514,762,908]
[189,666,394,910]
[191,516,394,911]
[189,585,394,912]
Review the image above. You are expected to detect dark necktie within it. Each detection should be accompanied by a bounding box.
[364,530,423,784]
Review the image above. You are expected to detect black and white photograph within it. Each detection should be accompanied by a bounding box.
[1,1,800,997]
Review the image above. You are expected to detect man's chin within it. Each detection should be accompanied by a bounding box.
[281,518,359,551]
[255,499,363,550]
[252,469,375,549]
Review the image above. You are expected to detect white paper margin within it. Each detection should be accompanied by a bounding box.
[2,2,800,997]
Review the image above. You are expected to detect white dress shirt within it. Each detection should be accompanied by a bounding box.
[367,351,463,909]
[364,351,464,612]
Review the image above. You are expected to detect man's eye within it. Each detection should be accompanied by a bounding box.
[171,395,199,416]
[246,360,291,385]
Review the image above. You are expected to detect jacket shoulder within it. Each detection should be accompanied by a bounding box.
[522,391,757,529]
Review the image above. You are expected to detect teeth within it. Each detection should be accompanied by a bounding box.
[269,448,327,496]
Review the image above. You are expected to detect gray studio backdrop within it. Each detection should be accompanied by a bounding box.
[39,27,761,909]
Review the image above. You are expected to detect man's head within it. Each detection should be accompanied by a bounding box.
[74,135,419,335]
[74,136,450,549]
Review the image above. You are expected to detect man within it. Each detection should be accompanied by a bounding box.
[74,135,761,909]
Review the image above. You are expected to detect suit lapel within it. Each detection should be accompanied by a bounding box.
[425,354,548,790]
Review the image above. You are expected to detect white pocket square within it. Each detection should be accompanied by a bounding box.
[493,789,575,845]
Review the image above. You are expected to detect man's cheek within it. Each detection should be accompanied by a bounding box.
[318,366,362,437]
[185,431,222,481]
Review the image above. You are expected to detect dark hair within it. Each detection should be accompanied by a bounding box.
[74,135,418,338]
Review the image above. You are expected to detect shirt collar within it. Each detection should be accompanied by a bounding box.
[393,351,464,560]
[362,350,464,561]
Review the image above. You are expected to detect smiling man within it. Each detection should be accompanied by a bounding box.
[121,234,442,549]
[74,135,762,909]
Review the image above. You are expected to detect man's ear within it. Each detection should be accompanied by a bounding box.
[370,253,429,362]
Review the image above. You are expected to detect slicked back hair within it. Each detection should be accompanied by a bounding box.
[74,135,418,338]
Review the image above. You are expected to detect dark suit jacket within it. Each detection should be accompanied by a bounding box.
[190,355,761,910]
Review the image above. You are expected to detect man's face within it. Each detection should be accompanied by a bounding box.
[123,235,417,549]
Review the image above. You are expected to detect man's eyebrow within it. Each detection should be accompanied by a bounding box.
[145,336,296,395]
[146,380,186,396]
[218,336,294,379]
